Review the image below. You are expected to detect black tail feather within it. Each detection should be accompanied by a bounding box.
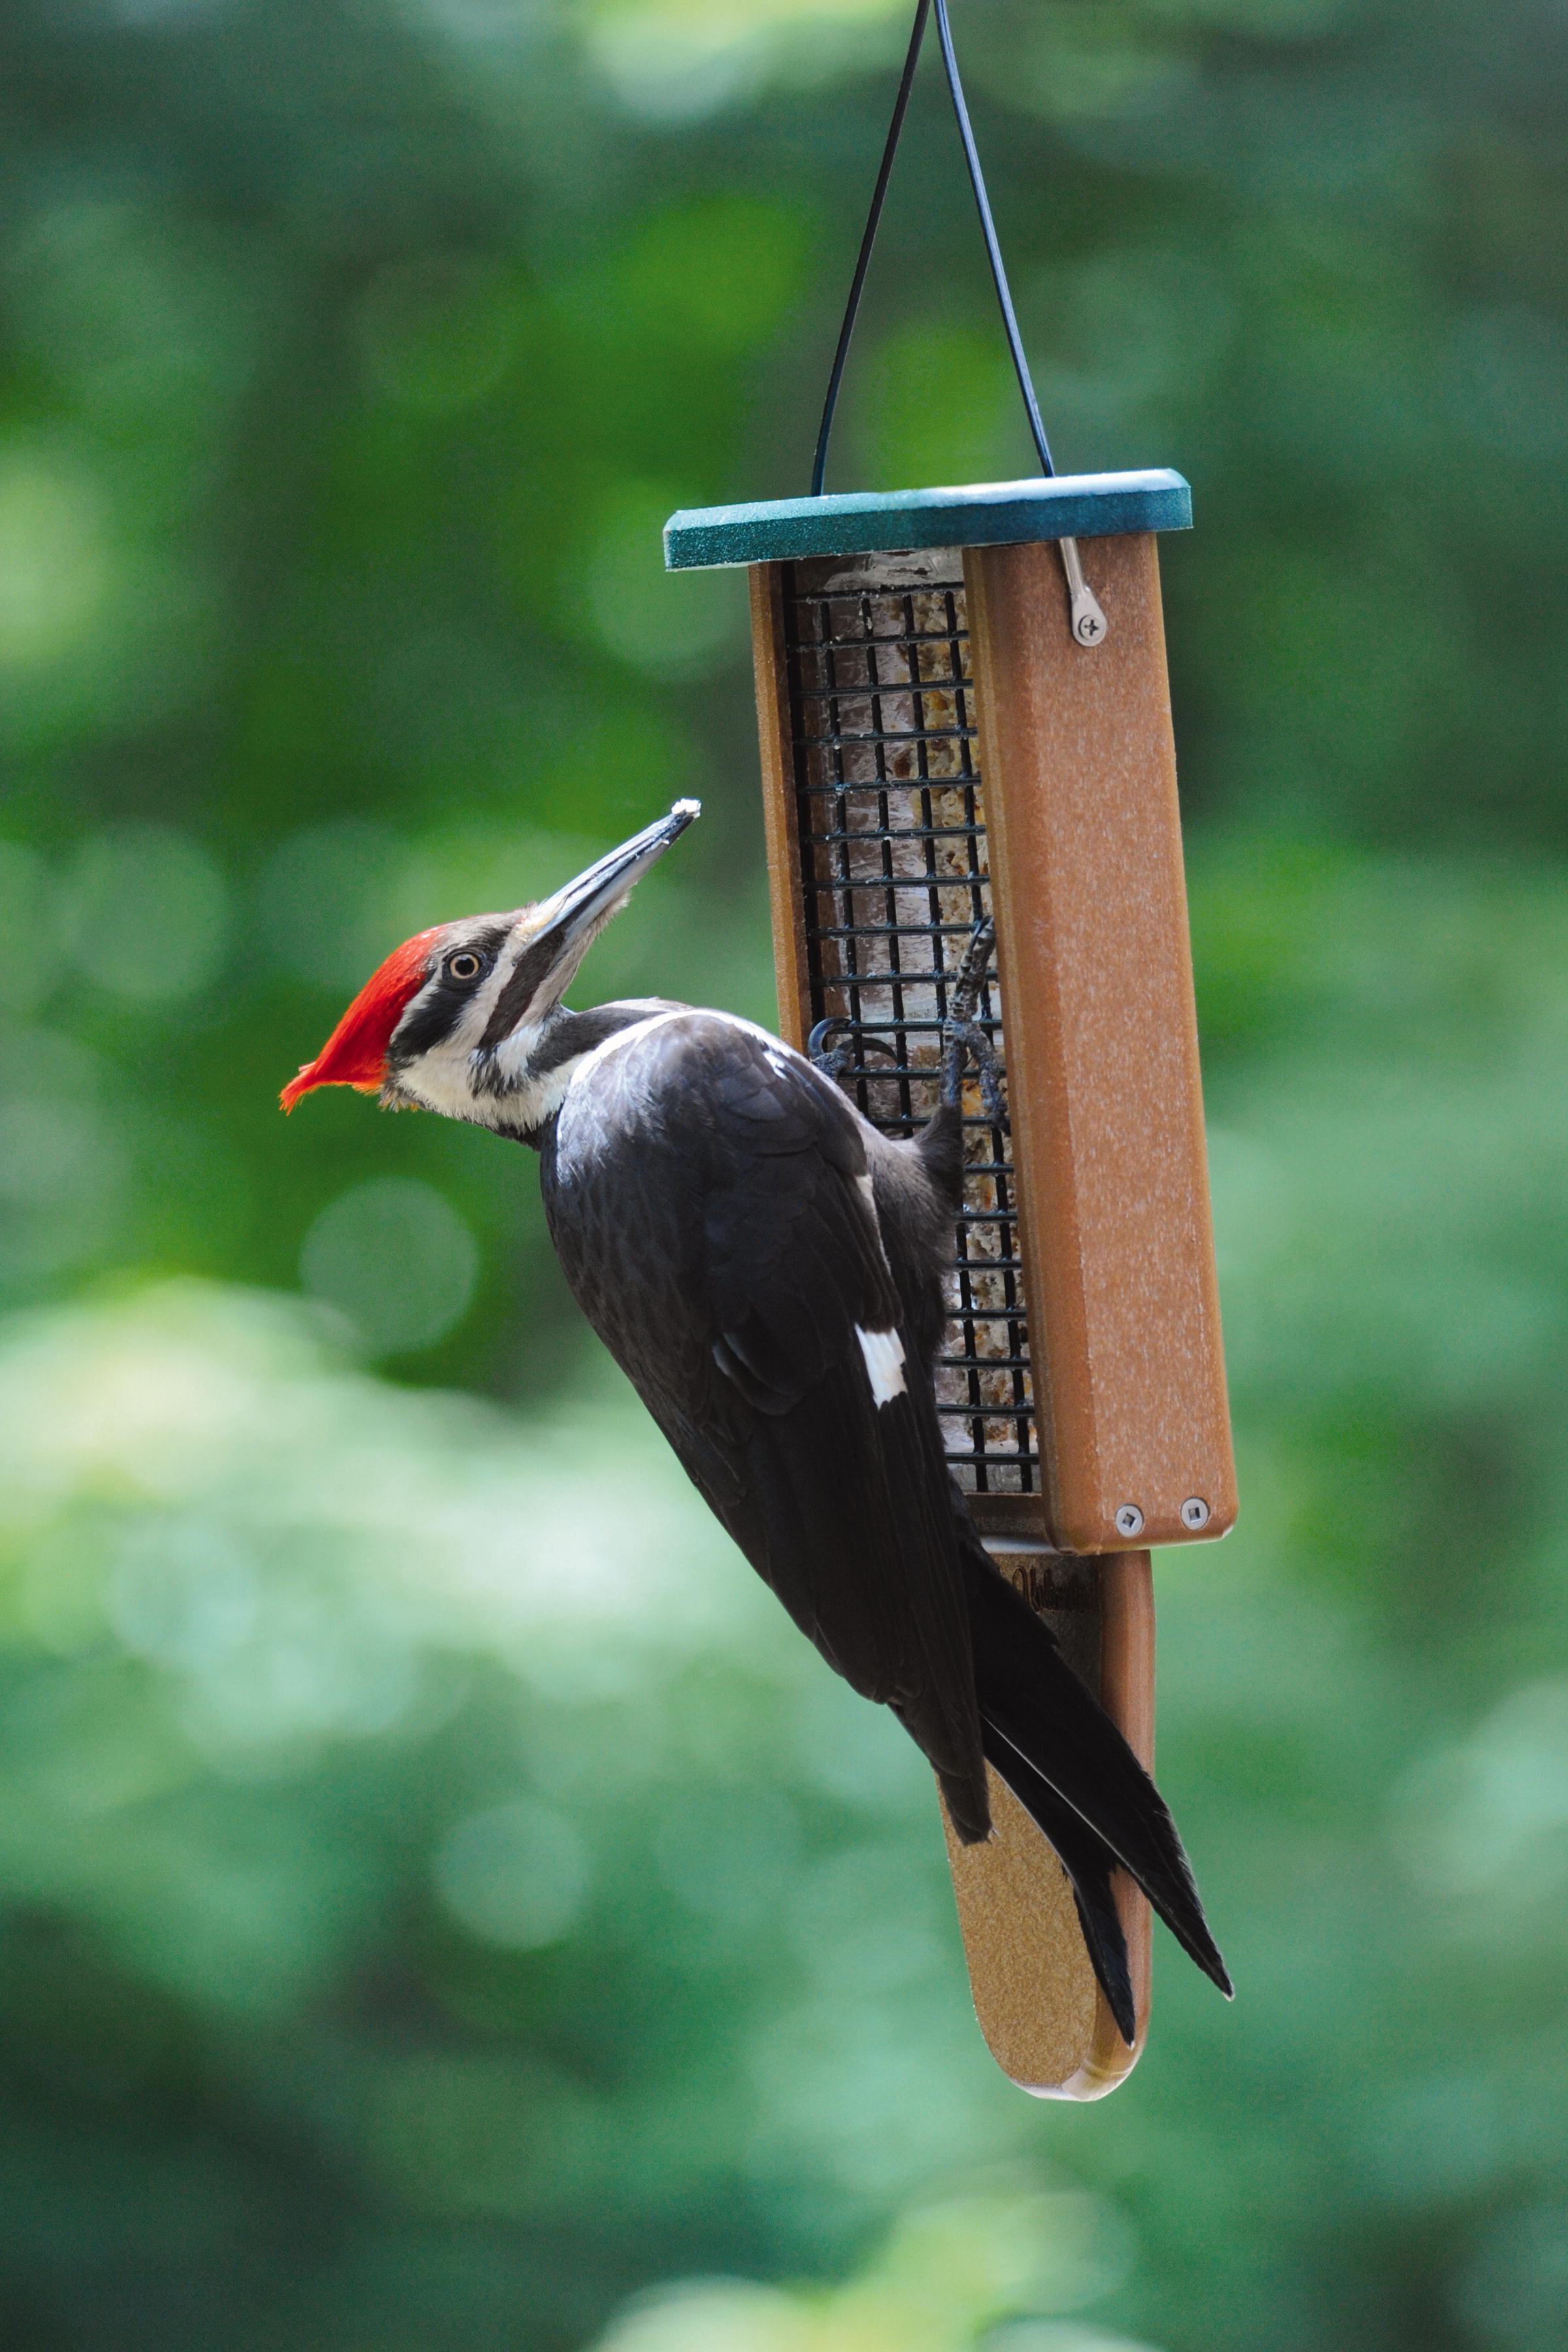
[979,1718,1137,2043]
[961,1541,1233,2002]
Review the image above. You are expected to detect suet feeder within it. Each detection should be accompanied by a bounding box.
[664,475,1233,2097]
[661,0,1235,2098]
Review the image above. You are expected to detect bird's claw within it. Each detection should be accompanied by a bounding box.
[808,1017,898,1084]
[811,920,1005,1129]
[807,1017,852,1079]
[944,1018,1008,1124]
[947,916,994,1028]
[941,919,1008,1128]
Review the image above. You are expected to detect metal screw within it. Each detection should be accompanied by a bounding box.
[1181,1496,1211,1531]
[1113,1503,1144,1539]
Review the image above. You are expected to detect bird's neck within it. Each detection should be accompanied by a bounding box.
[493,998,689,1145]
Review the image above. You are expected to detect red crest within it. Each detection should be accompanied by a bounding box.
[280,929,440,1111]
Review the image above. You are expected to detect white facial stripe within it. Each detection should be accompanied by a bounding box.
[499,1054,585,1132]
[856,1325,907,1406]
[468,929,530,1037]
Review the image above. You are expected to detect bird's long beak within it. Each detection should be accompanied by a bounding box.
[534,800,700,956]
[480,799,701,1047]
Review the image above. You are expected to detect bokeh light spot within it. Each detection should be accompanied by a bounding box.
[589,2278,808,2352]
[57,824,230,1004]
[0,453,110,668]
[0,1090,126,1284]
[583,481,745,678]
[434,1795,591,1949]
[654,1786,800,1922]
[0,840,55,1015]
[109,1516,259,1672]
[300,1177,479,1355]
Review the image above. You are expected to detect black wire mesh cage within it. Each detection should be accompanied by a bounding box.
[781,551,1036,1497]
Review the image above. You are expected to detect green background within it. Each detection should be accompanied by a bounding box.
[1,1,1566,2345]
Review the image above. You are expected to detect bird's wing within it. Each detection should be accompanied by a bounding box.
[544,1011,986,1825]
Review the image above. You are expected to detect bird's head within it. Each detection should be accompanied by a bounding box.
[280,800,700,1134]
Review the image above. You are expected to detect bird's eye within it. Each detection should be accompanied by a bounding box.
[446,952,483,983]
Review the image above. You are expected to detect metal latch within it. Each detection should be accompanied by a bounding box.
[1060,536,1108,647]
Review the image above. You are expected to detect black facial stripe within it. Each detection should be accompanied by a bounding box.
[478,931,563,1051]
[389,983,474,1064]
[387,923,510,1066]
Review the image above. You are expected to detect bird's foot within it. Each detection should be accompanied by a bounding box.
[941,919,1008,1127]
[947,916,994,1028]
[808,1017,898,1085]
[945,1020,1008,1124]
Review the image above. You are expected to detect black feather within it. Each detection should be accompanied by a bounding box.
[543,1012,989,1835]
[977,1718,1137,2045]
[958,1529,1233,1999]
[537,1004,1231,2022]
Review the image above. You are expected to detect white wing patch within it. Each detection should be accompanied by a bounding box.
[856,1324,907,1407]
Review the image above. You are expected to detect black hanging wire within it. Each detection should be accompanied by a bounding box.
[811,0,1055,497]
[931,0,1055,480]
[809,0,930,498]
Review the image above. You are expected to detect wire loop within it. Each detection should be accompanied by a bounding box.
[810,0,1056,496]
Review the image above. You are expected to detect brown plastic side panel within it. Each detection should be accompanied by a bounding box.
[941,1548,1153,2098]
[750,563,815,1051]
[964,535,1236,1557]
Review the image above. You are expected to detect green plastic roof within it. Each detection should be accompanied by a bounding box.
[663,468,1190,570]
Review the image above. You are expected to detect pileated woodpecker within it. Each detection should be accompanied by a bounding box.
[282,802,1230,2038]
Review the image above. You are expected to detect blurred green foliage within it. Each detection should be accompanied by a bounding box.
[1,0,1566,2345]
